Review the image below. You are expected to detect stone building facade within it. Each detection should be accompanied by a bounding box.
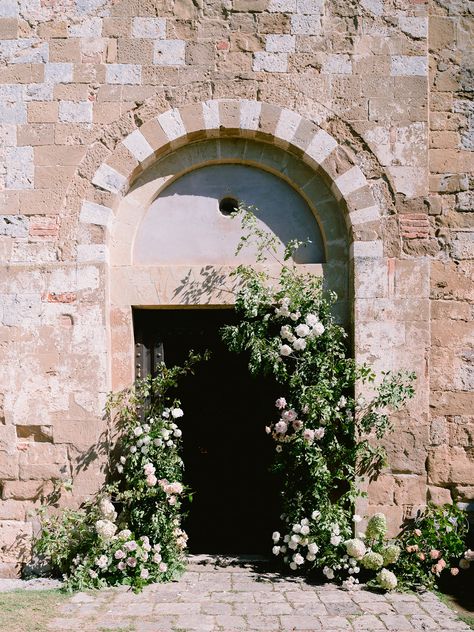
[0,0,473,576]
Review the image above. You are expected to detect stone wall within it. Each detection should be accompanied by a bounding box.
[0,0,472,575]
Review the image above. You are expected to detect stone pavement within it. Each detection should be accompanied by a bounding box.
[47,556,471,632]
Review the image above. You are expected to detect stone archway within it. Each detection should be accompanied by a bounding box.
[68,99,383,391]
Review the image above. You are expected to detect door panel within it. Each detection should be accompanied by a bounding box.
[133,309,280,554]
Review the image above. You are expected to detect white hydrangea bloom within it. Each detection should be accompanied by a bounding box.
[376,568,397,590]
[344,538,366,560]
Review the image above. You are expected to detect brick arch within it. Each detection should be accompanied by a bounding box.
[73,99,383,264]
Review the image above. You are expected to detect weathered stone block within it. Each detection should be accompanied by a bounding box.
[105,63,141,84]
[18,443,70,481]
[132,17,166,38]
[154,40,186,66]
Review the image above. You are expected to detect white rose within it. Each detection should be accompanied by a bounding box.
[143,424,150,433]
[345,538,366,560]
[314,427,325,440]
[288,540,298,550]
[306,553,316,562]
[311,322,325,337]
[290,534,301,543]
[272,546,280,555]
[154,438,163,447]
[293,338,306,351]
[290,311,301,321]
[95,555,108,569]
[274,420,288,434]
[133,426,143,437]
[295,323,310,337]
[289,562,297,570]
[99,498,117,521]
[323,566,335,579]
[305,313,318,327]
[311,510,321,520]
[294,553,304,565]
[330,535,342,546]
[280,325,292,340]
[307,542,319,554]
[130,446,137,453]
[174,429,182,438]
[142,435,151,445]
[279,344,292,356]
[272,531,280,542]
[300,525,310,536]
[172,408,184,418]
[95,519,117,540]
[292,524,301,533]
[282,409,297,422]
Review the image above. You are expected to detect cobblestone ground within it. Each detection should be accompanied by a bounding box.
[48,557,471,632]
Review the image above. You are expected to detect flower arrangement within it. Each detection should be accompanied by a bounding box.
[34,354,205,592]
[221,209,416,588]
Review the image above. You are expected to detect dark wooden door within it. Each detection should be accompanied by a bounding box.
[133,309,280,554]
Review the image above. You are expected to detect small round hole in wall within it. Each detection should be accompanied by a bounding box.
[219,197,239,216]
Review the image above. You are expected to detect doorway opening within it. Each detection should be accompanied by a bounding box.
[133,308,281,555]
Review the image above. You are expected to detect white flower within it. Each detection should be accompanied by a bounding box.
[126,557,137,568]
[159,562,168,572]
[171,408,184,418]
[275,420,288,434]
[283,535,290,543]
[162,409,170,418]
[376,568,397,590]
[140,446,148,454]
[290,311,301,321]
[280,344,292,356]
[140,568,149,579]
[120,456,126,464]
[143,424,150,433]
[99,498,117,521]
[144,463,155,476]
[272,546,281,555]
[95,555,108,569]
[295,323,310,337]
[275,397,287,409]
[294,553,304,565]
[265,426,271,434]
[124,540,137,551]
[307,542,319,555]
[323,566,335,579]
[142,435,151,445]
[276,445,283,452]
[272,531,280,542]
[300,525,310,536]
[161,429,171,439]
[282,409,297,422]
[293,338,306,351]
[146,474,157,486]
[305,313,318,327]
[288,540,298,550]
[292,524,301,533]
[88,569,98,579]
[338,396,347,408]
[133,426,143,437]
[306,553,316,562]
[330,535,342,546]
[289,562,297,570]
[345,538,366,560]
[118,529,132,539]
[130,446,137,454]
[314,427,325,440]
[290,534,301,543]
[153,543,161,552]
[166,439,174,447]
[311,322,325,337]
[117,465,123,473]
[464,549,474,561]
[331,524,340,535]
[153,552,162,563]
[95,519,117,540]
[280,325,292,340]
[353,514,362,523]
[117,561,126,571]
[311,510,321,520]
[303,429,314,443]
[114,550,125,560]
[174,429,182,438]
[154,438,163,447]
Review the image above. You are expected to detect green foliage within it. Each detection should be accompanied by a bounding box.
[34,354,206,592]
[393,503,470,590]
[221,208,417,585]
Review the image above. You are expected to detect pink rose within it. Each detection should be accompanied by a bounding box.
[159,562,168,572]
[450,567,459,576]
[114,549,125,559]
[292,420,303,431]
[414,529,422,537]
[303,429,314,443]
[430,549,440,560]
[117,561,126,571]
[418,552,425,561]
[126,557,137,568]
[275,420,288,434]
[282,409,297,422]
[168,495,177,506]
[146,474,157,487]
[438,559,446,570]
[275,398,287,409]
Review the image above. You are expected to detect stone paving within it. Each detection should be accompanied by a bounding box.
[47,556,471,632]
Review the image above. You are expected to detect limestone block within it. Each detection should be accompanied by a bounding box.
[0,520,32,564]
[428,445,474,486]
[105,64,141,84]
[52,419,101,450]
[296,0,324,13]
[0,1,19,17]
[456,191,474,212]
[44,62,73,84]
[0,39,49,64]
[399,17,427,39]
[321,54,352,75]
[58,100,92,123]
[80,201,113,227]
[391,56,427,77]
[68,17,102,38]
[384,424,429,476]
[451,231,474,261]
[0,101,26,124]
[0,500,27,521]
[154,40,186,66]
[394,475,427,506]
[92,163,128,194]
[157,109,186,142]
[76,244,108,263]
[290,15,321,35]
[266,34,295,53]
[394,260,429,299]
[350,241,383,259]
[132,17,166,39]
[18,443,69,481]
[0,453,19,480]
[387,166,428,199]
[0,215,28,238]
[240,99,262,131]
[367,475,395,505]
[122,129,154,163]
[5,147,34,190]
[253,51,288,72]
[268,0,296,11]
[427,485,452,505]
